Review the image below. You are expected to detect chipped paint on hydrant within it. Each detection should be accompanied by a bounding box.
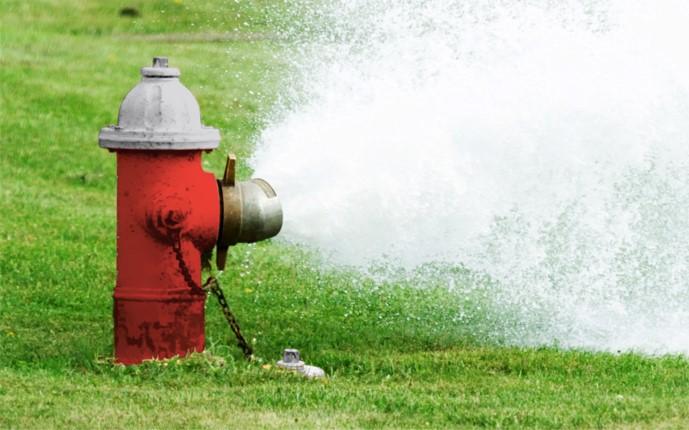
[99,57,282,365]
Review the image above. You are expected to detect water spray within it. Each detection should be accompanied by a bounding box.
[253,0,689,355]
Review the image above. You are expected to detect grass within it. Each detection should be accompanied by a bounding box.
[1,1,689,428]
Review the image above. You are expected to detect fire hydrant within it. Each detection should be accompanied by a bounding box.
[99,57,282,364]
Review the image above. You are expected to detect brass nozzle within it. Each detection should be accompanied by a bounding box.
[216,155,283,269]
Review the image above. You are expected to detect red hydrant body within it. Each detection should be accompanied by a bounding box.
[100,57,282,365]
[100,58,222,364]
[114,151,219,364]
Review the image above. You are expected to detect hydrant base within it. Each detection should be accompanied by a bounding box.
[114,295,205,365]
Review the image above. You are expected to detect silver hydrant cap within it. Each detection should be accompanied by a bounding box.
[99,56,220,150]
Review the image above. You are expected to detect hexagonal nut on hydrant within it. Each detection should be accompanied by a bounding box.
[276,349,325,379]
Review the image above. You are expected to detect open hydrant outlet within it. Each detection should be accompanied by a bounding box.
[216,154,283,270]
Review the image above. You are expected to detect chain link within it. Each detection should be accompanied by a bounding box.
[171,236,253,360]
[204,277,254,359]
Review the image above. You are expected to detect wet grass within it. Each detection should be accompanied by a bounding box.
[2,1,689,428]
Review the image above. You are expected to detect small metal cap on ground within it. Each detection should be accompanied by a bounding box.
[276,348,325,379]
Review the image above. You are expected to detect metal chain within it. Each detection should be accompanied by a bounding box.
[171,236,253,360]
[203,277,254,359]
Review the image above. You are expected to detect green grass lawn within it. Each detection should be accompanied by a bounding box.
[1,1,689,428]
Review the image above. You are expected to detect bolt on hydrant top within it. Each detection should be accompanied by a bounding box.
[99,57,220,150]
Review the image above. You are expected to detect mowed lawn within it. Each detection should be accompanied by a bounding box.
[1,1,689,428]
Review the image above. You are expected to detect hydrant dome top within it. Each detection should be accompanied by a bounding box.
[99,57,220,150]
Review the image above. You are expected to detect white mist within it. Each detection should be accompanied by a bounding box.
[251,0,689,354]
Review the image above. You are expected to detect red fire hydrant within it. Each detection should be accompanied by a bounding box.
[99,57,282,364]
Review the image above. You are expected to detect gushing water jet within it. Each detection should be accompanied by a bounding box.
[252,0,689,355]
